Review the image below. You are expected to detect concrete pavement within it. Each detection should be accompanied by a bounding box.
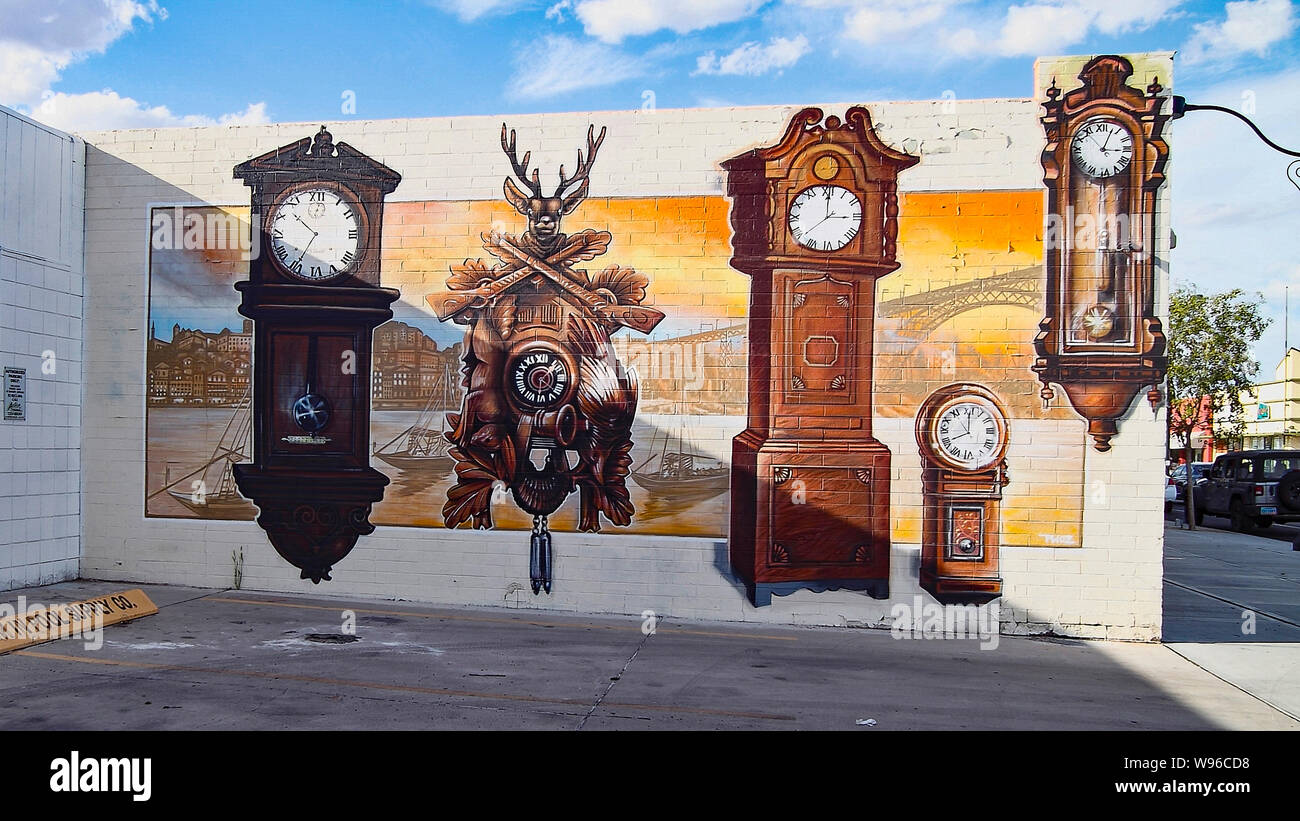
[2,578,1295,730]
[1162,512,1300,721]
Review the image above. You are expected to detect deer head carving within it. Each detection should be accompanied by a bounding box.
[501,123,606,253]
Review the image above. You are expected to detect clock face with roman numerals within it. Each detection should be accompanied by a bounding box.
[1070,118,1133,179]
[932,399,1005,471]
[508,347,571,409]
[269,187,360,280]
[788,185,862,252]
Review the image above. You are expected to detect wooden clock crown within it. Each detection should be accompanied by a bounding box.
[234,126,401,287]
[723,106,919,274]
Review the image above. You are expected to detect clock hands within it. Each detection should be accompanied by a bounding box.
[295,230,318,267]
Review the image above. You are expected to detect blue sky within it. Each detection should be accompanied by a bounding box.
[2,0,1299,363]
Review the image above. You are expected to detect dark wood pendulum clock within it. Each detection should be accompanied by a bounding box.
[724,107,919,606]
[916,384,1010,604]
[232,127,401,582]
[1033,55,1170,451]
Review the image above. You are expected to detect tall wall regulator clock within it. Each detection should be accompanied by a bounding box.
[723,107,919,606]
[232,127,401,582]
[429,123,664,594]
[916,384,1010,604]
[1033,55,1170,451]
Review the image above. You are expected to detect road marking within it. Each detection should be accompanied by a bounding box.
[204,596,799,642]
[12,649,796,722]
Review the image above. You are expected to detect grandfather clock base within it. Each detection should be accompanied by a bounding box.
[730,431,891,606]
[233,465,388,583]
[920,571,1002,606]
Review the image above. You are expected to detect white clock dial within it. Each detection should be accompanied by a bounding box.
[788,185,862,252]
[934,401,1003,470]
[1070,118,1133,179]
[269,188,360,280]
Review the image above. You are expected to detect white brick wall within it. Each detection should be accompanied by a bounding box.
[0,105,85,590]
[74,69,1170,639]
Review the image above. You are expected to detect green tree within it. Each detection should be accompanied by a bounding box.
[1167,285,1270,529]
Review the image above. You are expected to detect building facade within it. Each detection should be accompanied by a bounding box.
[1,53,1174,640]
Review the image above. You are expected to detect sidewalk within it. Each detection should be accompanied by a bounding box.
[1,578,1295,730]
[1162,521,1300,722]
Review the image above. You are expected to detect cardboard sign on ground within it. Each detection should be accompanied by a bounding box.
[0,590,158,654]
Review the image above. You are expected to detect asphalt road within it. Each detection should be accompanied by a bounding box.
[2,578,1296,730]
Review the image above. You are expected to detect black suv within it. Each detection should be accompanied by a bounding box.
[1195,450,1300,530]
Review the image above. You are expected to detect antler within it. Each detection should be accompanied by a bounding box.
[500,123,543,198]
[556,124,607,204]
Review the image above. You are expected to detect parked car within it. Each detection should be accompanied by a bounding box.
[1167,462,1212,502]
[1195,449,1300,530]
[1164,481,1176,515]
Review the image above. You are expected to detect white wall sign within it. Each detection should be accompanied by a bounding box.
[4,367,26,421]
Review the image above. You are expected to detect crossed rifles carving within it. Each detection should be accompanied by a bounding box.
[431,230,663,333]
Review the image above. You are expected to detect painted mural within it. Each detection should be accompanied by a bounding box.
[144,53,1171,597]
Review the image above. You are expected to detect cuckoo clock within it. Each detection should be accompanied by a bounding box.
[232,126,401,582]
[916,384,1010,604]
[429,123,664,594]
[1033,55,1170,451]
[724,107,919,606]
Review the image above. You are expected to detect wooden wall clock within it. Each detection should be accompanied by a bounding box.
[1033,55,1170,451]
[916,384,1010,604]
[429,123,664,594]
[724,107,919,606]
[232,127,401,582]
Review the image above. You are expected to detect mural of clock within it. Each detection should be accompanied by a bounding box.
[507,345,573,410]
[268,186,361,280]
[1033,56,1169,452]
[1069,117,1133,179]
[928,393,1008,472]
[724,107,919,606]
[232,126,401,583]
[916,384,1010,604]
[788,185,862,251]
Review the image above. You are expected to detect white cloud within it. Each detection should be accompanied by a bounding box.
[434,0,531,21]
[0,0,164,106]
[841,1,959,45]
[0,1,270,131]
[809,0,1183,59]
[571,0,763,43]
[1183,0,1296,65]
[508,34,646,99]
[28,90,269,131]
[694,35,810,76]
[995,0,1185,56]
[545,0,571,21]
[996,2,1098,55]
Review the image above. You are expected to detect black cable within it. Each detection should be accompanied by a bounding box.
[1173,96,1300,157]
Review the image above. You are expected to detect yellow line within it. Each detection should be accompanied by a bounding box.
[13,650,795,722]
[204,596,799,642]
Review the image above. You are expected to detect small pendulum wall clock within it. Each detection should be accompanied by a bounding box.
[232,127,401,582]
[1033,55,1170,451]
[916,384,1010,604]
[724,107,919,606]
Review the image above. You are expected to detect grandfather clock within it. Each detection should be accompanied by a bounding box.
[232,127,401,582]
[1033,55,1170,451]
[916,384,1010,604]
[725,107,919,606]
